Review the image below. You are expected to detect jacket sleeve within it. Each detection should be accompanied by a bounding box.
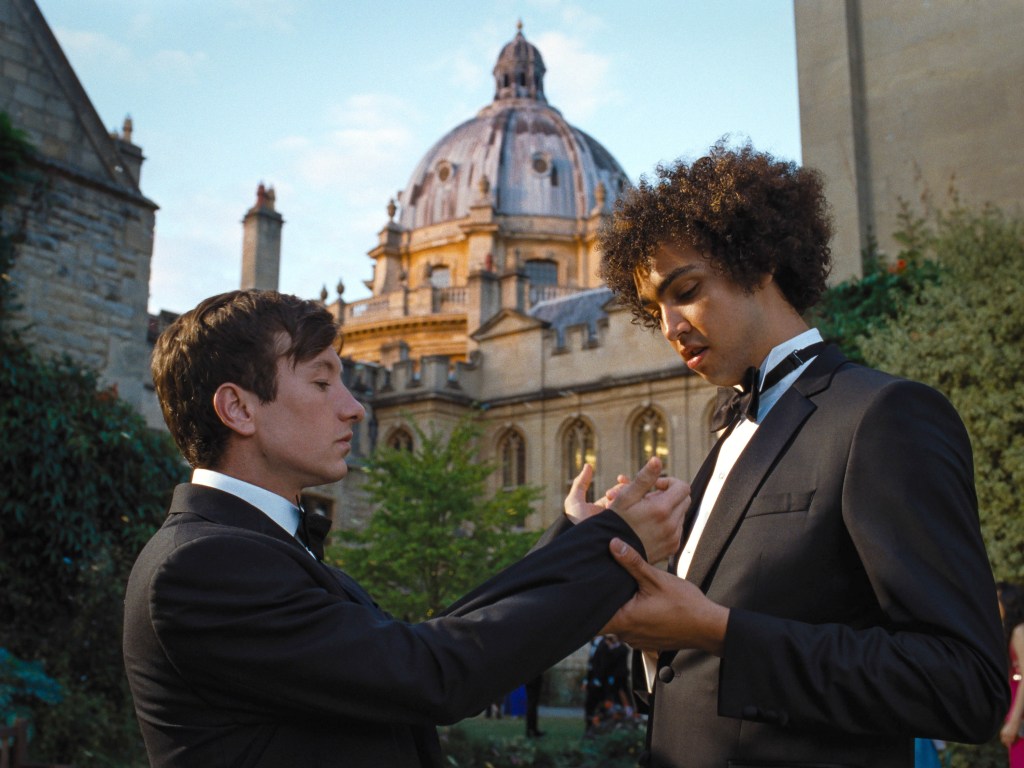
[148,508,643,727]
[718,379,1008,743]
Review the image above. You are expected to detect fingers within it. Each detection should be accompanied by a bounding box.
[610,456,662,512]
[609,537,655,585]
[570,463,593,497]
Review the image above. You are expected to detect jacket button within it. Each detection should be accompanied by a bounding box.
[658,666,675,683]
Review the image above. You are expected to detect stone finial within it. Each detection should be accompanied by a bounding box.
[122,115,133,143]
[336,279,345,297]
[387,198,397,221]
[320,285,329,303]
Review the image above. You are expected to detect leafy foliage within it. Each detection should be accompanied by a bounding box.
[0,330,187,763]
[329,417,539,621]
[0,648,63,724]
[807,214,943,364]
[0,111,189,764]
[1,111,37,316]
[0,112,34,209]
[857,204,1024,580]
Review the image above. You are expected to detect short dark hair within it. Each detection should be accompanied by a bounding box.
[598,140,833,327]
[151,289,340,468]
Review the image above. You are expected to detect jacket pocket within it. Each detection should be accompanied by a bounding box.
[745,490,815,518]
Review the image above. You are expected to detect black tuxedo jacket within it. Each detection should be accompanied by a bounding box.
[123,484,646,767]
[643,345,1007,768]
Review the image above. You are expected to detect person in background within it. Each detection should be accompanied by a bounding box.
[999,581,1024,766]
[525,672,545,738]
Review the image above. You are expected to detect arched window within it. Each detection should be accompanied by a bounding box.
[498,428,526,490]
[632,407,668,470]
[387,427,414,451]
[563,418,595,502]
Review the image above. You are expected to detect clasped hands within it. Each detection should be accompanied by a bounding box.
[563,457,729,656]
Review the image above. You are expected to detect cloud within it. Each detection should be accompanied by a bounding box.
[150,49,208,79]
[532,31,619,121]
[53,26,206,85]
[227,0,300,33]
[52,28,133,69]
[278,94,421,198]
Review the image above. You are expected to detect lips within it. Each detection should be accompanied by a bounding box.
[681,346,707,370]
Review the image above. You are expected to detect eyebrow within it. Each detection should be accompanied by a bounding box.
[307,358,340,375]
[652,264,700,300]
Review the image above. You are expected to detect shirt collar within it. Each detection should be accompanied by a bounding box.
[191,468,301,537]
[754,327,824,421]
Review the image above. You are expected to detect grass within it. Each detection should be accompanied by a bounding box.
[440,710,648,767]
[446,712,588,753]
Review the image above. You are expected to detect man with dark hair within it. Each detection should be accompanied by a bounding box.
[124,289,689,767]
[596,141,1007,766]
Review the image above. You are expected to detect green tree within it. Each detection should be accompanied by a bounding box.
[330,418,539,621]
[857,204,1024,581]
[807,216,942,364]
[0,111,189,765]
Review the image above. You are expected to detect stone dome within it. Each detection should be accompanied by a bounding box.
[396,23,630,231]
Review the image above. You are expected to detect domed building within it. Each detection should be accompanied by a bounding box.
[336,23,631,366]
[317,25,716,534]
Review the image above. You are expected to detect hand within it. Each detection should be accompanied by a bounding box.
[1000,718,1020,748]
[563,463,611,524]
[606,457,689,564]
[564,460,676,523]
[601,538,729,656]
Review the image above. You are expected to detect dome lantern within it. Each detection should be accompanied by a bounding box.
[492,21,547,104]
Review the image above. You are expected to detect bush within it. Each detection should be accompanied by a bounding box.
[857,204,1024,580]
[0,328,187,764]
[1,111,189,764]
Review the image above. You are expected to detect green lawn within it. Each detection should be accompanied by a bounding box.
[447,712,586,751]
[440,712,647,767]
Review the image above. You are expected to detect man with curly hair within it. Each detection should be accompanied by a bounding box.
[595,141,1007,766]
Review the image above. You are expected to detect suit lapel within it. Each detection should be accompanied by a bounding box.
[683,345,848,591]
[170,484,379,608]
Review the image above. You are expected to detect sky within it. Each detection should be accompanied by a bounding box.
[37,0,802,315]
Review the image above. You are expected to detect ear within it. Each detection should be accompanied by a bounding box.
[212,383,258,437]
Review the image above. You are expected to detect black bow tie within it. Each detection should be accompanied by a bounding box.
[297,505,333,560]
[709,342,825,432]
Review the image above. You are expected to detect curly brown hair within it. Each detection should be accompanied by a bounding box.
[598,140,833,328]
[151,289,339,469]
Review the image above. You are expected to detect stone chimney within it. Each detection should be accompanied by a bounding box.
[111,115,145,186]
[241,183,284,291]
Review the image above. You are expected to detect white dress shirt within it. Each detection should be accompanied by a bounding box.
[643,328,824,688]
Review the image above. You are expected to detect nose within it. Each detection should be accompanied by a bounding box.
[336,383,365,423]
[660,305,690,343]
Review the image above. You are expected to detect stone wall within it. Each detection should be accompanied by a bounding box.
[1,0,156,412]
[795,0,1024,279]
